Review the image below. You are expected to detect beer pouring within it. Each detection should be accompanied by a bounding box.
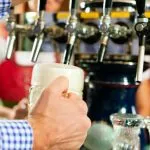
[97,0,113,62]
[135,0,148,82]
[30,0,46,62]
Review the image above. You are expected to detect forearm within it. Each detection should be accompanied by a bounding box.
[11,0,29,6]
[28,117,54,150]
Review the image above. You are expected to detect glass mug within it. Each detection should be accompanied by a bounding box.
[29,63,84,111]
[110,113,144,150]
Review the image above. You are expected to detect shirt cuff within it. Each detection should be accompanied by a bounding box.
[0,0,11,19]
[0,120,33,150]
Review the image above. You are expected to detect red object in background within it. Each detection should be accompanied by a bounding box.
[0,59,33,103]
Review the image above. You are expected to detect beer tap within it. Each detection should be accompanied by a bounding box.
[97,0,113,62]
[30,0,46,62]
[6,7,16,59]
[63,0,78,64]
[135,0,148,82]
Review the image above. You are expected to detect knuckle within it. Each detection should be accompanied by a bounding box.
[58,76,68,81]
[85,118,91,129]
[80,116,91,130]
[79,100,88,114]
[44,86,57,95]
[56,76,69,86]
[86,117,92,129]
[69,93,79,99]
[82,101,88,111]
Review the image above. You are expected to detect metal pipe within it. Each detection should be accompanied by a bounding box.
[97,0,113,62]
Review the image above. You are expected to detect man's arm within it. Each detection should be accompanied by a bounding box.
[0,76,90,149]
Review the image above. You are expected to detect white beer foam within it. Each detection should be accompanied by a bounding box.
[31,63,84,95]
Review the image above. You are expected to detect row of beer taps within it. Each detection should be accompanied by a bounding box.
[63,0,133,64]
[64,0,149,83]
[5,0,149,83]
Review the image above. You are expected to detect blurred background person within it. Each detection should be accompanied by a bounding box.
[135,65,150,117]
[46,0,68,12]
[0,2,33,119]
[28,0,68,12]
[136,79,150,117]
[0,0,70,119]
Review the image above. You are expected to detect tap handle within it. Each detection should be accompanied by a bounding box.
[69,0,78,13]
[105,0,113,9]
[135,35,146,82]
[136,0,146,16]
[30,33,44,62]
[97,44,107,62]
[103,0,113,15]
[63,32,76,64]
[63,44,74,64]
[97,34,109,62]
[39,0,46,11]
[6,34,16,59]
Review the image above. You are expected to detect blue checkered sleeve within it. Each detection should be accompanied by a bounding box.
[0,120,33,150]
[0,0,11,19]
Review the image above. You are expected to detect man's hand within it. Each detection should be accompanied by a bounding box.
[28,76,91,150]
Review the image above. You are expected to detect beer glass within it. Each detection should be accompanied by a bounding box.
[144,117,150,150]
[110,113,143,150]
[144,117,150,133]
[29,63,84,111]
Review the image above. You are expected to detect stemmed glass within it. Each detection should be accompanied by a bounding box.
[110,113,144,150]
[144,117,150,134]
[144,117,150,150]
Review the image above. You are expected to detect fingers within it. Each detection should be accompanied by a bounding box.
[45,76,69,95]
[31,76,69,113]
[17,98,28,109]
[68,92,88,115]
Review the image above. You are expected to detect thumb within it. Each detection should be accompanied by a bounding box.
[46,76,69,95]
[29,76,69,115]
